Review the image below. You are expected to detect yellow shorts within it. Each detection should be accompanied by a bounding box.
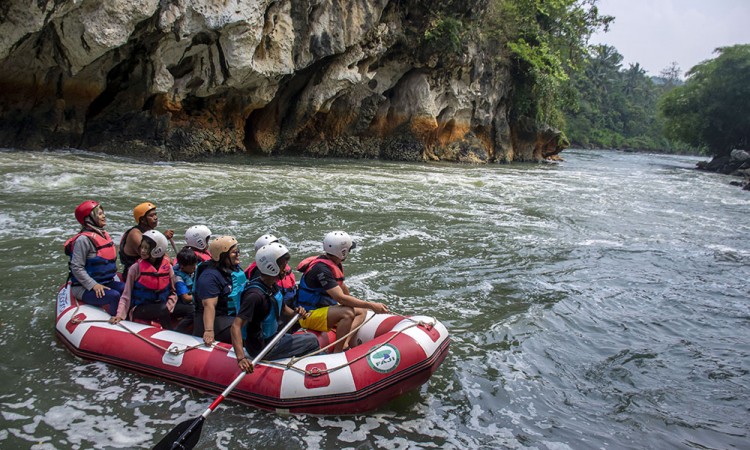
[298,307,330,332]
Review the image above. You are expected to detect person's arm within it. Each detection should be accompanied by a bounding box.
[110,264,138,323]
[202,297,218,345]
[230,316,253,373]
[166,266,177,312]
[70,237,102,292]
[313,265,388,313]
[282,303,309,320]
[123,228,142,257]
[326,286,388,313]
[175,277,192,303]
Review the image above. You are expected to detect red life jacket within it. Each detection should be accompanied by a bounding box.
[132,257,172,305]
[192,248,212,262]
[64,230,117,285]
[296,255,345,310]
[245,262,297,289]
[297,256,345,285]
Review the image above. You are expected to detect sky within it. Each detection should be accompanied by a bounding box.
[590,0,750,77]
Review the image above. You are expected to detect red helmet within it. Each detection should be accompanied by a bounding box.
[74,200,100,225]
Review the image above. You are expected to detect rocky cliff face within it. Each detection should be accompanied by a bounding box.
[0,0,565,162]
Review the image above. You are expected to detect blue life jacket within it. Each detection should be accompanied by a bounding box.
[296,256,344,311]
[244,280,283,340]
[227,268,248,316]
[245,262,298,306]
[65,231,118,286]
[193,264,247,317]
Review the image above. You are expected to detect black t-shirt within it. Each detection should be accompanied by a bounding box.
[237,283,278,356]
[246,265,262,281]
[302,259,341,292]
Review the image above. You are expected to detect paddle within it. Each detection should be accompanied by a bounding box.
[168,237,178,255]
[153,313,301,450]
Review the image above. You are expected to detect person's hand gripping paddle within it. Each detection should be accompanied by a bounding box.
[153,313,301,450]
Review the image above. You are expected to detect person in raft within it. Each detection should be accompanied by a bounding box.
[172,224,211,313]
[119,202,175,280]
[231,243,319,372]
[244,234,298,306]
[193,235,247,345]
[296,231,388,352]
[65,200,124,315]
[109,230,192,330]
[182,225,212,263]
[173,247,198,305]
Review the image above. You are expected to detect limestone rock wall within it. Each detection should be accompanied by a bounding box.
[0,0,565,162]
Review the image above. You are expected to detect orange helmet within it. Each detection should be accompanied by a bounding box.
[133,202,156,224]
[74,200,100,226]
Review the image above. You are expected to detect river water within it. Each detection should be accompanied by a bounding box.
[0,148,748,449]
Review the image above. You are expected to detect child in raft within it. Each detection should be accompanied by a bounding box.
[109,230,192,331]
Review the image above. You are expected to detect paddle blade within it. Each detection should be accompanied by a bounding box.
[153,416,205,450]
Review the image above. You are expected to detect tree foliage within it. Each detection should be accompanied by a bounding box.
[483,0,613,127]
[660,44,750,157]
[561,44,705,154]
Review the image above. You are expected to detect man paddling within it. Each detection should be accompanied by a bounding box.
[230,243,319,372]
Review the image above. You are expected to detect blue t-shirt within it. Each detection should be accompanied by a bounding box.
[194,266,232,316]
[174,267,194,297]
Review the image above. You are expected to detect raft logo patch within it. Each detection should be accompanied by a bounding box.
[57,285,71,316]
[368,344,400,373]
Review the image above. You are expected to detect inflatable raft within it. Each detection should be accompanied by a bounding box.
[55,284,450,414]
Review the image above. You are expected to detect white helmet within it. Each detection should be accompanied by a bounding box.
[256,243,290,276]
[185,225,211,250]
[254,234,279,252]
[141,230,169,258]
[323,231,356,260]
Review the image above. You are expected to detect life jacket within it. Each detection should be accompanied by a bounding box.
[296,255,344,310]
[245,262,298,305]
[192,248,212,263]
[119,226,142,275]
[227,268,248,316]
[173,265,194,294]
[132,257,172,306]
[65,230,118,285]
[194,264,247,316]
[244,280,283,340]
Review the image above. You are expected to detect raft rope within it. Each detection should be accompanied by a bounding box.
[69,303,436,373]
[69,305,203,355]
[260,311,436,377]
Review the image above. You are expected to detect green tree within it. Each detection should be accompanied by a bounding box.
[660,44,750,157]
[562,43,702,154]
[484,0,613,127]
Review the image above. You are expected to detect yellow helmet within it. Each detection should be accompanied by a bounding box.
[209,235,238,262]
[133,202,156,224]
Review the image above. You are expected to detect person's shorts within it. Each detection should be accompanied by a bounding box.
[298,307,330,332]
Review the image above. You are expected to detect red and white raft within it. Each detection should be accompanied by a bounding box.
[55,284,450,414]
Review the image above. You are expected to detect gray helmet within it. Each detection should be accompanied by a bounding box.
[254,234,279,252]
[323,231,356,260]
[185,225,211,250]
[256,243,290,276]
[141,230,169,258]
